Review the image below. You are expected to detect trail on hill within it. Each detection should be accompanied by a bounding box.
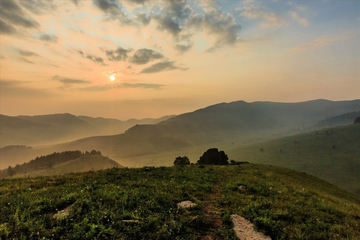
[201,178,224,240]
[201,170,271,240]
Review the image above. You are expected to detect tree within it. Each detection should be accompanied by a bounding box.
[7,166,15,177]
[197,148,228,165]
[174,156,190,166]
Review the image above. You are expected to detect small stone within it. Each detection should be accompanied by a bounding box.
[177,200,196,208]
[122,220,139,223]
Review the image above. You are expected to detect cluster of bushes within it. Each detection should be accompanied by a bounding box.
[174,148,232,166]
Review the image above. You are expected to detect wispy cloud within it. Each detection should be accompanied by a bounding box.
[52,75,91,85]
[19,49,39,57]
[37,33,58,43]
[78,49,108,66]
[291,12,309,26]
[102,47,133,62]
[140,61,186,74]
[129,49,164,65]
[284,34,352,55]
[80,82,163,91]
[240,6,287,28]
[0,79,52,97]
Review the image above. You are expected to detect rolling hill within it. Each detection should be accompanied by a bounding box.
[225,123,360,196]
[38,99,360,159]
[317,111,360,128]
[1,99,359,171]
[0,150,121,178]
[1,164,359,239]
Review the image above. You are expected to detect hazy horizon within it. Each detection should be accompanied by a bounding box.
[1,0,359,120]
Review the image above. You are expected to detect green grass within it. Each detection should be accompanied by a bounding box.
[225,124,360,196]
[1,164,360,239]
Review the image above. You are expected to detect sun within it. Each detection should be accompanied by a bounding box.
[110,75,115,81]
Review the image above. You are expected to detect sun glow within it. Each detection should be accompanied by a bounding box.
[110,75,115,81]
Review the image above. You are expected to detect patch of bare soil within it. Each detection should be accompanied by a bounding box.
[231,214,272,240]
[201,179,224,240]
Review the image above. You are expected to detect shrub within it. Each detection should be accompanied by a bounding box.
[174,156,190,166]
[197,148,228,165]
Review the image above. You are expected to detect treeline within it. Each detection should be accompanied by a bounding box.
[0,150,101,178]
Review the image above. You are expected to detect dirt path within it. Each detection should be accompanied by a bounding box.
[200,170,271,240]
[201,178,224,240]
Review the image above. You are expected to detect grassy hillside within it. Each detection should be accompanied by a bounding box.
[317,111,360,128]
[0,151,122,178]
[0,164,359,239]
[226,123,360,196]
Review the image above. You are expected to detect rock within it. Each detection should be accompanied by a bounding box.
[177,200,196,208]
[122,220,140,223]
[53,205,72,219]
[238,185,247,191]
[231,214,271,240]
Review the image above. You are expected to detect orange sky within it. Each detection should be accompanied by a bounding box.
[0,0,359,120]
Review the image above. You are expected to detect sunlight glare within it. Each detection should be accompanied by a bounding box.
[110,75,115,81]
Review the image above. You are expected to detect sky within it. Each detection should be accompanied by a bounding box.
[0,0,359,120]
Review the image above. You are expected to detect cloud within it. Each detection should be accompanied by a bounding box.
[136,13,151,26]
[240,6,287,28]
[17,0,57,15]
[19,49,39,57]
[52,75,91,85]
[0,79,52,97]
[154,15,182,38]
[78,49,108,66]
[0,18,17,35]
[0,0,40,29]
[291,12,309,26]
[80,82,163,91]
[102,47,133,61]
[186,9,241,50]
[140,61,185,74]
[129,49,164,65]
[86,54,107,66]
[71,0,80,6]
[284,34,352,55]
[174,42,193,53]
[38,33,58,43]
[20,57,35,64]
[93,0,134,25]
[163,0,192,19]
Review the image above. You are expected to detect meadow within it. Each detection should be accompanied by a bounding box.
[1,164,359,239]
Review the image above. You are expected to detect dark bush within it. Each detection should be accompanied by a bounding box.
[197,148,228,165]
[174,156,190,166]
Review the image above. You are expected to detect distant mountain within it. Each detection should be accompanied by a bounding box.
[38,99,360,160]
[77,115,175,136]
[317,111,360,128]
[2,99,360,168]
[0,114,73,147]
[0,113,175,148]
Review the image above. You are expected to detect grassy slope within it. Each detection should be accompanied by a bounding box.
[1,164,359,239]
[11,155,121,178]
[224,124,360,196]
